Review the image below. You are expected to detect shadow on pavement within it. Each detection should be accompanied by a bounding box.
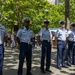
[3,47,19,75]
[3,46,75,75]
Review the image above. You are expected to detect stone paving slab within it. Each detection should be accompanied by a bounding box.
[3,46,75,75]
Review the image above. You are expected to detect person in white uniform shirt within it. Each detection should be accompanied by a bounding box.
[55,20,68,69]
[67,23,75,65]
[16,17,34,75]
[38,20,52,74]
[0,24,8,75]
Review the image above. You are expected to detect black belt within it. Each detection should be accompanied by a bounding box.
[68,40,75,43]
[21,42,31,44]
[43,40,50,42]
[58,40,66,42]
[0,44,3,46]
[68,40,73,42]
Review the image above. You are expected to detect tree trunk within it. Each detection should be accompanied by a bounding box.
[65,0,70,30]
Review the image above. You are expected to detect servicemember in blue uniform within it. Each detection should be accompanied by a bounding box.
[67,23,74,66]
[68,23,75,65]
[56,20,68,69]
[0,24,8,75]
[72,23,75,65]
[38,20,52,74]
[16,17,34,75]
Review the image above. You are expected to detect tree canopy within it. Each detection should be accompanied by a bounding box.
[0,0,75,33]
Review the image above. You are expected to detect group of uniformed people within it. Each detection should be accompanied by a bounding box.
[0,17,75,75]
[56,21,75,69]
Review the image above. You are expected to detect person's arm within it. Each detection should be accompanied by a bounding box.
[16,37,20,44]
[50,31,52,45]
[16,29,21,45]
[37,29,42,46]
[55,36,58,46]
[30,30,35,43]
[55,30,59,46]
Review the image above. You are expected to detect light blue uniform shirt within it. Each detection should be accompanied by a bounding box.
[0,24,8,44]
[56,28,68,41]
[16,27,34,43]
[38,28,52,41]
[68,29,75,42]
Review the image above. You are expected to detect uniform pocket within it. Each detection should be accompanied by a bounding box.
[22,32,27,36]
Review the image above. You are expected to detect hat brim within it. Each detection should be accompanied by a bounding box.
[44,22,49,24]
[60,23,65,25]
[71,25,75,27]
[22,18,31,23]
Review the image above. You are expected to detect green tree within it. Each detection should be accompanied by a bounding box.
[1,0,75,33]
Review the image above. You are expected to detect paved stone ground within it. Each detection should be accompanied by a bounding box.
[3,46,75,75]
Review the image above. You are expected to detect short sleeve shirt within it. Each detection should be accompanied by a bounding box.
[38,28,52,41]
[16,27,34,43]
[0,25,8,44]
[56,28,68,41]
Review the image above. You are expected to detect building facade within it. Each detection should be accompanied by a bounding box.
[48,0,59,5]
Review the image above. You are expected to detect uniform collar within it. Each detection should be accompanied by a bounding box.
[44,27,49,30]
[60,27,65,30]
[24,27,30,31]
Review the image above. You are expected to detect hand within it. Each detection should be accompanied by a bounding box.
[17,44,20,50]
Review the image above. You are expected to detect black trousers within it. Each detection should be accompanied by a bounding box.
[18,43,32,75]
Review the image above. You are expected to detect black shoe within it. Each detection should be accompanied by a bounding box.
[67,63,71,66]
[18,73,22,75]
[30,72,33,75]
[72,63,75,65]
[41,70,46,74]
[62,65,68,68]
[72,62,75,65]
[45,69,53,73]
[26,72,33,75]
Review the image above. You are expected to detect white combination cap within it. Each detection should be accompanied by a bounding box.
[22,17,31,23]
